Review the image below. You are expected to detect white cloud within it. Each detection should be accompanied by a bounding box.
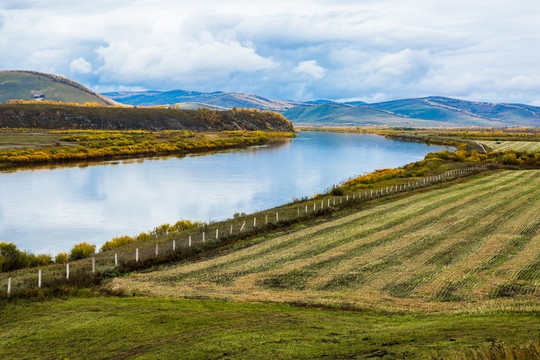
[293,60,325,79]
[1,0,540,104]
[70,57,92,74]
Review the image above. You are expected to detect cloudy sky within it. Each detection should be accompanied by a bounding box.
[1,0,540,104]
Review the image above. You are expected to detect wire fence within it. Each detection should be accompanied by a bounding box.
[1,163,494,298]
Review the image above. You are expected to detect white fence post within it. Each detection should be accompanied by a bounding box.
[305,204,308,213]
[38,269,42,288]
[230,224,233,235]
[189,236,192,248]
[276,212,279,222]
[216,228,219,240]
[253,217,257,227]
[155,243,159,256]
[7,277,11,298]
[92,257,96,274]
[66,263,70,280]
[240,221,245,232]
[202,232,206,243]
[265,214,268,224]
[136,248,139,262]
[115,253,118,266]
[172,241,176,251]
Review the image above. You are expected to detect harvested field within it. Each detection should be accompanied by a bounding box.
[110,170,540,312]
[481,140,540,152]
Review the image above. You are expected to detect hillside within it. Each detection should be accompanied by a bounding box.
[0,104,295,132]
[103,90,303,111]
[283,103,446,127]
[285,98,540,127]
[0,70,117,105]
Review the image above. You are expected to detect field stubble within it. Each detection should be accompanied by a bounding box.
[109,170,540,313]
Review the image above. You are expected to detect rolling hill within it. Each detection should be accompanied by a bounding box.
[0,70,117,105]
[103,90,303,111]
[105,88,540,127]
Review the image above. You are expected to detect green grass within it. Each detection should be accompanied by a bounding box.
[481,140,540,152]
[0,71,112,105]
[1,296,539,359]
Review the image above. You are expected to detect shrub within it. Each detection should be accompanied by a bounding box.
[55,252,69,264]
[330,187,344,196]
[69,242,96,260]
[100,236,135,252]
[30,254,53,266]
[0,242,29,272]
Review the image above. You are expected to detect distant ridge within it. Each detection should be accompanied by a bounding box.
[0,70,118,106]
[103,90,304,111]
[104,89,540,127]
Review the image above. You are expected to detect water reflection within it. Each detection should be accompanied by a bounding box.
[0,132,448,254]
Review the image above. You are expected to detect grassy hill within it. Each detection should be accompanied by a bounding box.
[0,70,117,105]
[283,103,446,127]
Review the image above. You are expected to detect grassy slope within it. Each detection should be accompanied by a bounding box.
[0,296,538,359]
[480,140,540,152]
[0,71,115,105]
[110,170,540,312]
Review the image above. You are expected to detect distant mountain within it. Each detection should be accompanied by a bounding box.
[0,70,117,105]
[282,103,446,128]
[104,89,540,127]
[284,97,540,127]
[103,90,303,111]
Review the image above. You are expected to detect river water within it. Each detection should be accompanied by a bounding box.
[0,132,448,254]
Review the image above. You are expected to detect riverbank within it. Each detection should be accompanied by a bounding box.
[0,129,296,170]
[297,126,540,153]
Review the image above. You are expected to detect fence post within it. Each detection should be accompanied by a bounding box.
[188,236,192,248]
[321,200,323,209]
[172,240,176,251]
[92,257,96,274]
[328,199,330,207]
[7,277,11,297]
[276,212,279,222]
[240,221,245,232]
[155,243,159,256]
[66,263,70,280]
[314,202,316,211]
[202,232,205,243]
[38,269,42,288]
[333,198,336,206]
[265,214,268,224]
[305,204,308,213]
[297,207,300,216]
[136,248,139,262]
[347,195,349,201]
[115,253,118,266]
[216,228,219,240]
[253,217,257,227]
[230,224,233,235]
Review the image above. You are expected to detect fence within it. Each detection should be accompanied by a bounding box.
[1,163,494,297]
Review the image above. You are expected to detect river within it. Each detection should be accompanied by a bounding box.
[0,131,448,254]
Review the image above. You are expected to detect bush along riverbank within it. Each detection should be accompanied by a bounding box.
[4,146,533,298]
[0,129,296,170]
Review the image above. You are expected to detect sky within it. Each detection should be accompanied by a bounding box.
[1,0,540,104]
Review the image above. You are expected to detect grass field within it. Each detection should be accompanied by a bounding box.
[480,140,540,152]
[109,170,540,312]
[1,296,539,359]
[1,170,539,359]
